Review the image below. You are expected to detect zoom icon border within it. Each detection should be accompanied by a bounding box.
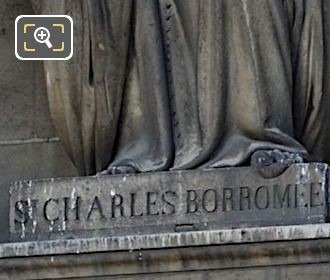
[15,15,73,61]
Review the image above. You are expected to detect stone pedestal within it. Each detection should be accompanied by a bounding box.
[9,163,329,241]
[3,163,330,279]
[1,224,330,279]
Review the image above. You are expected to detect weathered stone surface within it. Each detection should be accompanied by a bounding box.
[0,0,78,243]
[2,224,330,279]
[0,0,53,141]
[0,141,77,243]
[9,163,328,241]
[3,224,330,258]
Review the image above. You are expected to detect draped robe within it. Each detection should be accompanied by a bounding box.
[35,0,328,176]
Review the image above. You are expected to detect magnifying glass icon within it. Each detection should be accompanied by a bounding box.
[34,27,53,49]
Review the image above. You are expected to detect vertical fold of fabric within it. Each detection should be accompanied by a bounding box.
[109,0,173,172]
[42,0,133,175]
[288,0,325,161]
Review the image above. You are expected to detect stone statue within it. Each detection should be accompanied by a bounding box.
[33,0,329,178]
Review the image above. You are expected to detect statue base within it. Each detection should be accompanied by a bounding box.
[9,163,329,241]
[2,224,330,279]
[4,163,330,279]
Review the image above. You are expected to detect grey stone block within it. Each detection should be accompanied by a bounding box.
[0,0,35,140]
[9,163,328,241]
[33,62,56,139]
[0,141,77,242]
[2,224,330,279]
[0,0,55,141]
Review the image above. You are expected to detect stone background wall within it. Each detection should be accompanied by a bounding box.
[0,0,77,242]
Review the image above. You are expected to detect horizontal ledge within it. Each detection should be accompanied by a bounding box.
[0,137,60,146]
[1,223,330,259]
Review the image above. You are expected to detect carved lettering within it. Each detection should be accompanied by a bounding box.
[162,191,177,215]
[310,183,324,207]
[111,194,124,218]
[146,192,159,216]
[64,196,80,221]
[255,186,269,210]
[11,171,326,237]
[43,198,59,222]
[273,185,291,208]
[15,201,28,224]
[130,193,143,217]
[239,187,251,210]
[202,189,217,213]
[223,188,234,211]
[294,184,307,208]
[186,190,198,213]
[87,196,106,220]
